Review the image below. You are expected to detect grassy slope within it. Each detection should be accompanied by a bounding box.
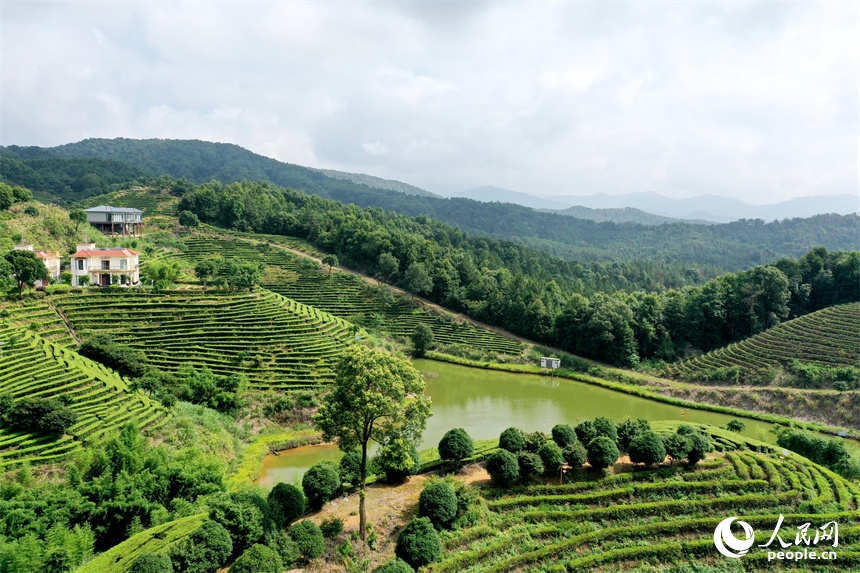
[0,201,109,254]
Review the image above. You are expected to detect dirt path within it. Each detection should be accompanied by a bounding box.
[296,464,490,572]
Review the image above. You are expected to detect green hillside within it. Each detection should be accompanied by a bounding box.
[173,235,523,357]
[72,187,179,217]
[9,138,860,272]
[672,303,860,387]
[551,204,712,225]
[0,300,167,468]
[52,289,356,389]
[436,425,860,572]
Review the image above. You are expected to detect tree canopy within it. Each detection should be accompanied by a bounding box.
[314,346,431,540]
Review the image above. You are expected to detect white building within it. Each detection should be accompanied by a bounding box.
[12,244,62,287]
[84,206,144,236]
[70,243,140,287]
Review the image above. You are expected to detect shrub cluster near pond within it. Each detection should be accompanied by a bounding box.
[487,417,715,487]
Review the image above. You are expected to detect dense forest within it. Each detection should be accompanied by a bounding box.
[0,153,148,203]
[2,138,857,271]
[178,180,860,366]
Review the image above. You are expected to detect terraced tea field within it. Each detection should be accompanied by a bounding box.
[52,289,355,389]
[76,513,207,573]
[436,430,860,572]
[175,236,522,356]
[672,303,860,381]
[0,317,166,468]
[1,298,76,346]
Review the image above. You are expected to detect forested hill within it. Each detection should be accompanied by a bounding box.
[177,180,860,366]
[2,138,858,272]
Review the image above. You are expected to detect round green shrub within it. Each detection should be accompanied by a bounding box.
[129,553,173,573]
[516,451,544,480]
[617,418,651,452]
[418,481,458,529]
[320,517,344,538]
[377,436,421,483]
[628,431,666,466]
[663,433,691,461]
[207,494,264,555]
[498,427,525,453]
[339,449,362,487]
[562,442,587,467]
[289,520,325,561]
[586,436,619,470]
[537,441,564,475]
[438,428,474,464]
[266,529,299,568]
[302,460,341,510]
[593,417,618,443]
[726,419,746,433]
[486,449,520,487]
[168,520,232,573]
[551,424,576,448]
[686,431,712,466]
[574,421,597,445]
[230,544,283,573]
[375,558,415,573]
[267,482,305,529]
[395,517,442,570]
[522,431,547,453]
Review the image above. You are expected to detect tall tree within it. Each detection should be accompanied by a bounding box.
[321,254,339,276]
[403,262,433,298]
[69,209,88,233]
[4,250,49,292]
[143,260,181,290]
[314,347,431,541]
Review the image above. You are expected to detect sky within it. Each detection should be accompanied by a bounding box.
[1,2,858,203]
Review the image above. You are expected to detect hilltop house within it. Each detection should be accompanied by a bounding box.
[84,206,144,236]
[12,244,62,287]
[70,243,140,287]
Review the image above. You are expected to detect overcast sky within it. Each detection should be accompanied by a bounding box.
[1,2,858,203]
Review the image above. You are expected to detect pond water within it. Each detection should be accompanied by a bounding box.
[255,359,845,487]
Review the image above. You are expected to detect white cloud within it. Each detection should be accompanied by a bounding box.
[0,2,856,204]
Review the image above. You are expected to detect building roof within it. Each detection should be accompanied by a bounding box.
[34,251,61,259]
[84,205,144,214]
[71,248,140,258]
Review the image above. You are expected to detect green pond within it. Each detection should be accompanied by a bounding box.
[255,359,841,487]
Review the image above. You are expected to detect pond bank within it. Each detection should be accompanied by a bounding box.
[425,352,859,439]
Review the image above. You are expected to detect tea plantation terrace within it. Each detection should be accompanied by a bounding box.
[673,302,860,378]
[434,427,860,572]
[52,289,355,389]
[176,236,522,356]
[0,322,166,468]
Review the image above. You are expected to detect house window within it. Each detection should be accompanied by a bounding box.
[77,259,85,271]
[120,259,127,270]
[102,260,110,270]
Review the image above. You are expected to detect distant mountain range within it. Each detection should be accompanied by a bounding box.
[449,186,858,223]
[312,168,439,198]
[2,138,857,273]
